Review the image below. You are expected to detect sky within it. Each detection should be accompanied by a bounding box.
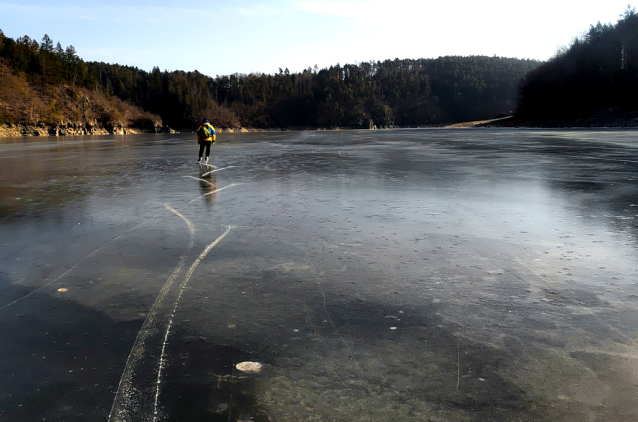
[0,0,634,77]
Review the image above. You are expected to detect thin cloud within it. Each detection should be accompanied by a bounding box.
[0,2,101,22]
[290,0,463,26]
[291,0,371,18]
[0,2,213,24]
[290,0,627,29]
[229,2,282,17]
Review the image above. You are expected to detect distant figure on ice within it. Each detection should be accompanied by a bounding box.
[197,118,216,164]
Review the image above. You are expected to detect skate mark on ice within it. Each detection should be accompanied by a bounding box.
[187,183,242,204]
[108,204,195,422]
[153,226,233,420]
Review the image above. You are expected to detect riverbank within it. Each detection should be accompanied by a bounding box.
[15,116,638,138]
[445,116,513,128]
[476,114,638,128]
[0,122,176,137]
[1,123,398,138]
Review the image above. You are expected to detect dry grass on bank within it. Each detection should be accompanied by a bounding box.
[0,61,160,129]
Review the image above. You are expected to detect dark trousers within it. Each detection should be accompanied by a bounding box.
[198,141,212,158]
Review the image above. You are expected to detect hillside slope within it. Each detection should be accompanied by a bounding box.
[0,31,168,137]
[516,7,638,124]
[0,61,167,137]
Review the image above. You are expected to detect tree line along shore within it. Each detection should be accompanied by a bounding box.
[2,7,638,136]
[0,28,538,136]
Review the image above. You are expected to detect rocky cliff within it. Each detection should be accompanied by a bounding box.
[0,61,172,138]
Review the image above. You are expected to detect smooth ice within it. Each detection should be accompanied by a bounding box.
[1,129,637,421]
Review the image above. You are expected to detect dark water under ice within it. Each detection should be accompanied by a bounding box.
[1,129,637,421]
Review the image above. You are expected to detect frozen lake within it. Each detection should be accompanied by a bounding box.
[1,129,637,421]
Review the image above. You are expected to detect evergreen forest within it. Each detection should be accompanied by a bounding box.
[517,7,638,121]
[88,56,539,129]
[0,28,541,130]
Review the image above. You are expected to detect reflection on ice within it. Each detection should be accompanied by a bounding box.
[1,130,638,421]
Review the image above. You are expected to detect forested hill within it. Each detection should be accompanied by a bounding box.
[517,7,638,122]
[0,30,161,135]
[0,27,540,130]
[90,56,540,129]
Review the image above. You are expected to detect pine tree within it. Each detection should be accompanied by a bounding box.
[40,34,53,52]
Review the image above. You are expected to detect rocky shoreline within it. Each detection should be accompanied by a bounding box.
[0,122,177,138]
[1,123,394,138]
[13,117,638,138]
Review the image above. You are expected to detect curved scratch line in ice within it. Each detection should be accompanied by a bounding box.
[187,183,242,204]
[108,204,195,422]
[163,203,196,243]
[153,225,233,420]
[0,216,158,311]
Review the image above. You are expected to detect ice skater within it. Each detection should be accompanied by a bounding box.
[196,118,216,164]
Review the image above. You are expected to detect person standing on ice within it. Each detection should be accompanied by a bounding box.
[197,118,216,164]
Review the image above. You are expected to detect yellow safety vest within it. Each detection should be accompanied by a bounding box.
[197,123,216,142]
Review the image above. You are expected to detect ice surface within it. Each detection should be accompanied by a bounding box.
[1,129,637,421]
